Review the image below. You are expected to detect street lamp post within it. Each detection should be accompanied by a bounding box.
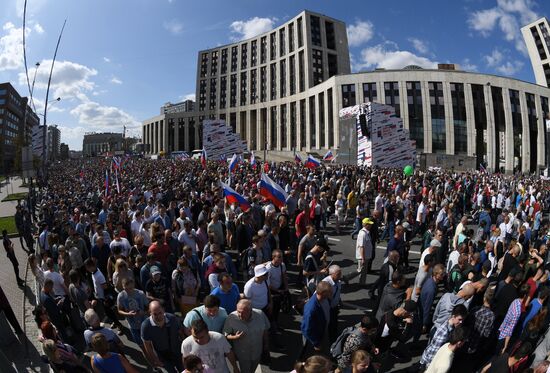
[546,116,550,177]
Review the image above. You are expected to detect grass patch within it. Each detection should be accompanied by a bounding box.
[2,192,28,202]
[0,216,17,235]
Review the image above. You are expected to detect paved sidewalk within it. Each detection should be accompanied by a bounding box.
[0,177,48,372]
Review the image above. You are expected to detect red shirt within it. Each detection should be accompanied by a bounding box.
[147,242,171,266]
[295,211,309,238]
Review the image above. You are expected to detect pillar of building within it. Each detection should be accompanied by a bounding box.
[305,97,312,151]
[151,122,156,154]
[323,92,330,150]
[535,95,546,169]
[296,101,303,151]
[502,89,514,173]
[519,92,530,173]
[442,82,454,155]
[484,85,496,172]
[464,84,476,157]
[174,120,180,151]
[422,81,432,154]
[398,81,408,128]
[163,120,169,153]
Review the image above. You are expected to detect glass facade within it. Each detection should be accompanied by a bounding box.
[406,81,423,150]
[240,72,247,106]
[341,84,356,107]
[471,84,487,167]
[451,83,467,154]
[241,43,247,70]
[429,82,445,153]
[270,63,277,100]
[310,15,321,47]
[363,83,377,103]
[312,49,323,86]
[509,89,522,170]
[325,21,336,50]
[526,93,538,172]
[384,82,400,117]
[491,86,505,171]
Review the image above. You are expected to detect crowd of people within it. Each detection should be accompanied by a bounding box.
[3,155,550,373]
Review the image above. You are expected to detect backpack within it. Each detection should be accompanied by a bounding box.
[448,265,464,293]
[329,326,357,358]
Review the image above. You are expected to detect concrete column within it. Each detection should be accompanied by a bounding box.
[376,81,383,105]
[285,104,291,151]
[502,88,514,173]
[398,81,408,125]
[442,82,454,155]
[152,122,157,154]
[519,92,530,173]
[306,96,312,151]
[323,91,330,150]
[174,121,180,151]
[422,81,431,154]
[484,85,496,172]
[464,84,476,157]
[163,120,169,153]
[296,100,303,151]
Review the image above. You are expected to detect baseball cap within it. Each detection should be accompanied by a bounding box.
[150,266,162,276]
[362,218,374,225]
[254,264,268,278]
[430,239,442,248]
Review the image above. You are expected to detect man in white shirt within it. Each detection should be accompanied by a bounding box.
[375,192,385,214]
[110,230,131,257]
[181,319,240,373]
[243,265,271,312]
[266,249,288,330]
[43,257,67,297]
[322,265,342,343]
[356,218,374,286]
[178,220,198,254]
[130,210,143,238]
[416,198,428,233]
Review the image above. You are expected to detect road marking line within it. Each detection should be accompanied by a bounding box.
[327,237,341,242]
[376,245,420,255]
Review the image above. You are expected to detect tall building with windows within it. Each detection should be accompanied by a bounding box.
[0,82,39,173]
[522,17,550,87]
[142,10,550,174]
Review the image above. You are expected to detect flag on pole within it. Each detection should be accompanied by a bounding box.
[112,156,121,170]
[305,155,321,169]
[115,169,120,194]
[479,163,487,174]
[200,148,207,169]
[229,153,239,173]
[322,150,334,162]
[294,153,302,164]
[259,173,289,208]
[250,151,256,169]
[104,170,110,197]
[220,181,251,212]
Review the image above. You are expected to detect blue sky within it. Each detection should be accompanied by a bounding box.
[0,0,548,149]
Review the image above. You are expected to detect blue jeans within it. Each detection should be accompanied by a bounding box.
[350,218,361,238]
[381,221,395,240]
[130,328,143,346]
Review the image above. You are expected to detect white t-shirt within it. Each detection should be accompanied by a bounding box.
[110,238,131,257]
[243,278,269,309]
[266,262,286,290]
[44,270,66,297]
[425,343,454,373]
[181,331,231,373]
[178,230,198,254]
[91,269,106,300]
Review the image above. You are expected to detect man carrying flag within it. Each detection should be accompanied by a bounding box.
[294,153,302,164]
[322,150,334,162]
[304,154,321,169]
[200,148,207,169]
[220,181,251,212]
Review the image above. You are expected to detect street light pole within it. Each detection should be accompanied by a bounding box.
[546,116,550,177]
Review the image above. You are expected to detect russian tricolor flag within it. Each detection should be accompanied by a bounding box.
[305,155,321,169]
[322,150,334,162]
[259,173,288,209]
[220,181,251,212]
[104,170,110,196]
[294,153,302,164]
[229,153,239,173]
[200,148,207,169]
[250,151,256,169]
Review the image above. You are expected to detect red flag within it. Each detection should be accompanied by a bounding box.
[263,162,270,172]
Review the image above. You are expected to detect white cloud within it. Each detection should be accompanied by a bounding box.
[408,37,429,55]
[461,58,478,72]
[467,0,539,54]
[32,97,64,114]
[15,0,48,18]
[110,77,122,85]
[163,19,183,35]
[356,43,438,71]
[0,22,25,71]
[70,100,139,131]
[181,93,195,101]
[484,49,504,67]
[496,60,524,75]
[33,23,44,34]
[230,17,276,41]
[19,59,98,100]
[103,57,111,63]
[347,20,374,47]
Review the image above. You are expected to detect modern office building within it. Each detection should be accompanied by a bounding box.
[0,82,40,173]
[142,10,550,173]
[522,17,550,88]
[59,143,69,160]
[82,132,124,157]
[48,125,61,161]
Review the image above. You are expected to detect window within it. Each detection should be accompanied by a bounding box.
[281,104,287,149]
[450,83,467,154]
[200,53,208,78]
[210,51,218,76]
[429,81,445,153]
[328,88,334,147]
[221,49,228,75]
[406,81,423,150]
[526,92,538,172]
[289,55,296,95]
[492,86,505,170]
[199,79,207,111]
[260,66,267,102]
[270,63,277,100]
[0,89,6,96]
[362,83,377,103]
[209,78,217,110]
[290,102,297,149]
[297,17,303,48]
[509,89,522,168]
[280,59,286,98]
[300,99,306,149]
[471,84,487,167]
[251,40,257,67]
[240,72,247,106]
[220,76,227,109]
[328,53,337,78]
[312,49,323,85]
[230,112,237,134]
[250,69,257,104]
[309,96,316,147]
[310,15,321,47]
[298,51,305,92]
[319,92,325,148]
[230,74,237,108]
[270,106,277,150]
[341,84,356,107]
[384,82,400,117]
[260,37,267,64]
[231,46,238,72]
[279,28,285,56]
[270,33,276,61]
[288,23,295,52]
[241,43,247,70]
[325,21,336,50]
